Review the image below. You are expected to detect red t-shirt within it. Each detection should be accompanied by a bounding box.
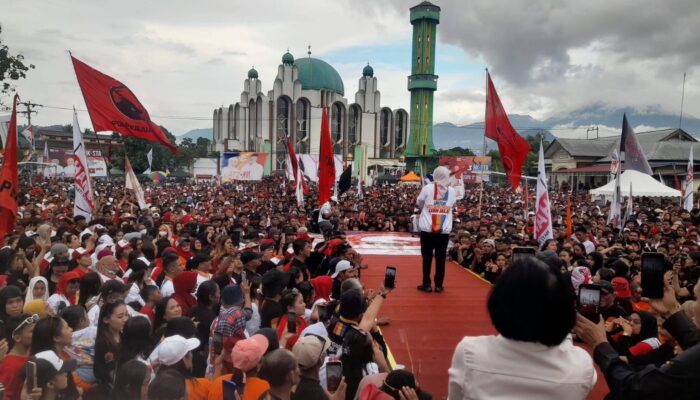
[0,354,28,400]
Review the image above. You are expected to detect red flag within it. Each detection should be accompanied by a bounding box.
[70,55,177,153]
[0,95,19,241]
[318,107,335,205]
[485,72,531,189]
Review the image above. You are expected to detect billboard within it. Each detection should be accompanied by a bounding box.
[220,152,268,182]
[440,156,492,184]
[43,147,108,178]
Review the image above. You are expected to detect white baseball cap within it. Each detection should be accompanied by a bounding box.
[148,335,200,366]
[331,260,353,279]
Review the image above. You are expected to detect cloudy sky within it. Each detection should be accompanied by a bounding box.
[2,0,699,136]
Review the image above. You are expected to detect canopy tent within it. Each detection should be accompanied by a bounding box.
[400,171,421,182]
[589,169,681,198]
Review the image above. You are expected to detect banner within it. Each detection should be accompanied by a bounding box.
[220,152,268,182]
[125,157,148,210]
[72,110,94,221]
[44,147,108,177]
[439,156,492,184]
[535,141,553,247]
[296,154,344,183]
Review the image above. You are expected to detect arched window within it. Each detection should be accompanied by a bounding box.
[395,110,406,148]
[380,108,392,158]
[256,97,263,139]
[212,109,219,141]
[276,96,291,170]
[349,105,361,145]
[331,102,345,156]
[227,105,235,141]
[248,99,256,151]
[296,98,310,153]
[233,104,240,140]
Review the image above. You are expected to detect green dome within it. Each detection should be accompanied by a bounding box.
[247,67,258,79]
[282,51,294,65]
[294,57,345,96]
[363,63,374,77]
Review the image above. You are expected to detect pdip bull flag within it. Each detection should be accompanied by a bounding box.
[534,141,553,248]
[72,110,94,222]
[0,95,19,241]
[71,55,177,153]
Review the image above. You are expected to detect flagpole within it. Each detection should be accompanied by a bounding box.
[482,68,488,157]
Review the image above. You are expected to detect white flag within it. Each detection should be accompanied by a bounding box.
[43,141,49,161]
[0,114,10,147]
[684,147,694,212]
[610,148,619,181]
[622,182,633,228]
[144,148,153,175]
[21,125,34,149]
[534,141,553,247]
[72,110,94,222]
[295,163,304,206]
[608,157,622,228]
[357,174,364,199]
[125,157,148,210]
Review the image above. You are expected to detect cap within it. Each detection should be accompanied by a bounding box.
[292,335,331,369]
[71,248,91,261]
[34,350,77,386]
[240,251,262,265]
[116,239,131,252]
[611,277,632,298]
[331,260,353,279]
[148,335,200,366]
[100,280,130,296]
[50,243,69,256]
[232,334,269,372]
[482,239,495,247]
[97,248,114,260]
[339,289,366,319]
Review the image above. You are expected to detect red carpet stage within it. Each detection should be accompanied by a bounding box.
[354,232,609,400]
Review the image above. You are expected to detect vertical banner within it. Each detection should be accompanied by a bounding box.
[72,110,94,221]
[535,141,553,247]
[125,157,148,210]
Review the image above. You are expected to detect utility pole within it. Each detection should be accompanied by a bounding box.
[17,101,41,125]
[586,126,599,140]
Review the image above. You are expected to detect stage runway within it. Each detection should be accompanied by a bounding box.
[354,232,608,400]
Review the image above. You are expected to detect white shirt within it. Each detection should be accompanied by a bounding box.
[318,201,332,222]
[47,293,70,313]
[160,279,174,297]
[448,334,596,400]
[416,184,456,234]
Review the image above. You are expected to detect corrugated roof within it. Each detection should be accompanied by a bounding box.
[555,137,617,157]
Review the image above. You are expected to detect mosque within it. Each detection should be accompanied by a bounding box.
[211,50,408,174]
[212,2,440,178]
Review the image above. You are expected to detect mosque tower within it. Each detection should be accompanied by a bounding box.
[406,1,440,166]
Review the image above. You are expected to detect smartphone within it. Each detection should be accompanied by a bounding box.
[512,247,536,263]
[25,361,36,393]
[326,360,343,392]
[241,270,248,286]
[316,304,327,322]
[384,266,396,289]
[641,252,669,299]
[223,380,243,399]
[287,312,297,333]
[577,284,601,322]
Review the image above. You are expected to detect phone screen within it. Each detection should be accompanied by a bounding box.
[512,247,536,263]
[287,312,297,333]
[326,361,343,392]
[25,361,36,393]
[642,253,668,299]
[316,304,327,322]
[578,284,601,322]
[384,266,396,289]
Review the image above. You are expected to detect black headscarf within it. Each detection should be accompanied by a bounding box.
[631,311,658,345]
[0,285,23,321]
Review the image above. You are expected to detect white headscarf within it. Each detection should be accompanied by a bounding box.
[433,166,451,199]
[25,276,50,303]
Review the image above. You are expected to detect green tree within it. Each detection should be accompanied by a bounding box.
[0,25,34,106]
[434,147,476,157]
[109,126,179,173]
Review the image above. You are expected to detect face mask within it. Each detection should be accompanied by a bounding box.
[159,231,168,237]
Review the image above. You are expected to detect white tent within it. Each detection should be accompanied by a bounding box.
[589,169,681,198]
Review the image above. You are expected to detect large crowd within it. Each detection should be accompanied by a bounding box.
[0,172,697,399]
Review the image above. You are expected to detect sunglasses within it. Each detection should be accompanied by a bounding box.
[13,314,39,336]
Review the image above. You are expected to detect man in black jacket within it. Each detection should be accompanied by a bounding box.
[575,282,700,399]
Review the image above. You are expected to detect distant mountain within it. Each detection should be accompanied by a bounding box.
[177,128,213,143]
[177,105,700,151]
[433,105,700,151]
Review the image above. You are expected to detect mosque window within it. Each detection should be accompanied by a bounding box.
[349,105,361,145]
[276,96,291,170]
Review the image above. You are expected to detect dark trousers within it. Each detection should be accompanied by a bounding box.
[420,231,449,287]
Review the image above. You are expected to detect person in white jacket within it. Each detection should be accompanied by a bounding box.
[448,257,596,400]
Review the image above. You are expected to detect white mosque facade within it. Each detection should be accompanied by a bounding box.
[212,51,409,173]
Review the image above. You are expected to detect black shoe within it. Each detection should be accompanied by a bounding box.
[434,287,444,293]
[417,285,432,293]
